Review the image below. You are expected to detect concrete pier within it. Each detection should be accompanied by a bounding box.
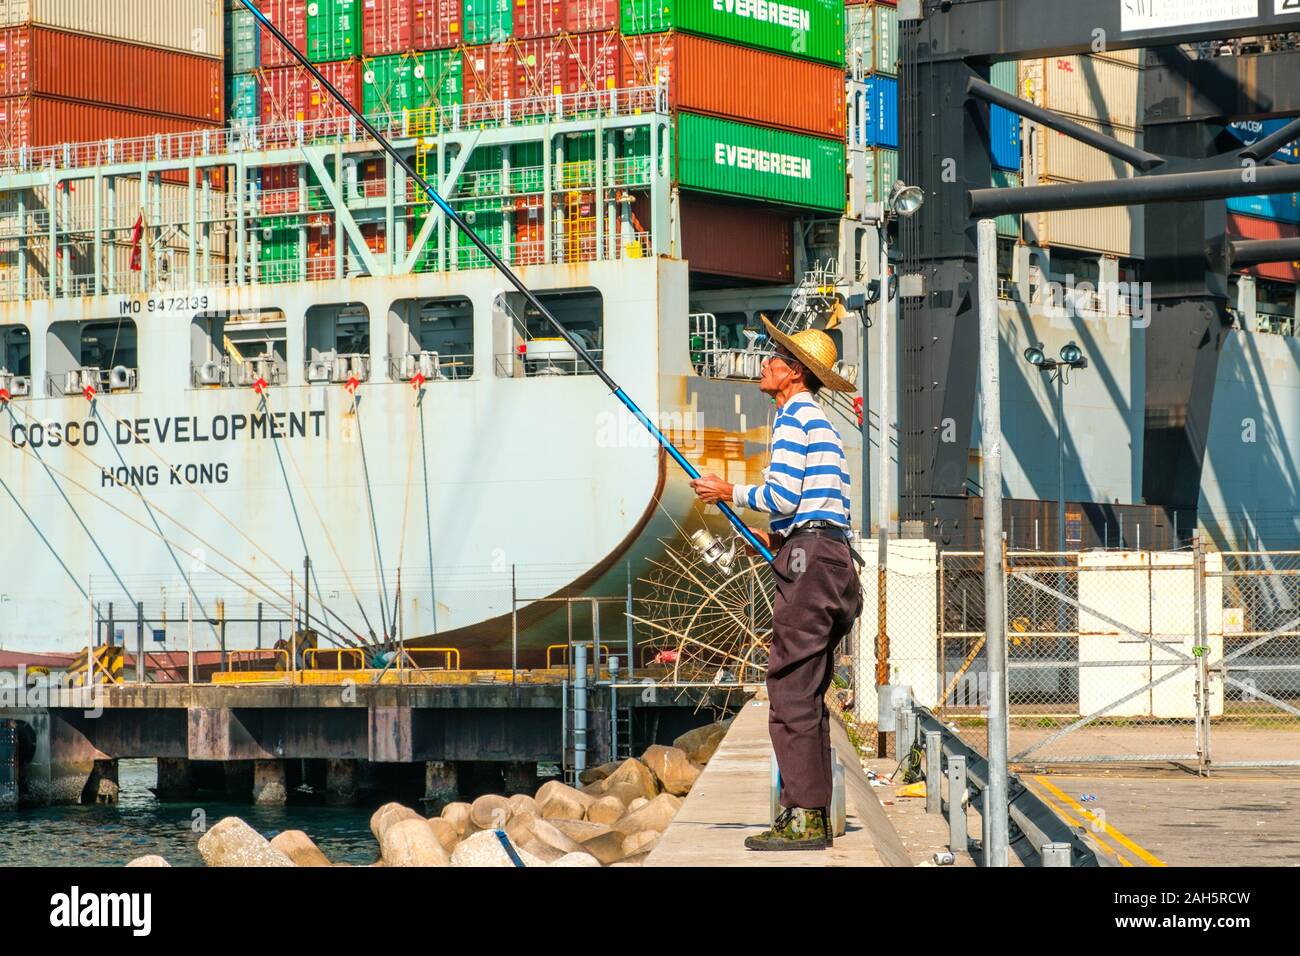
[155,758,194,800]
[647,698,897,867]
[503,761,537,796]
[84,759,119,805]
[424,761,459,810]
[326,759,359,805]
[253,760,288,806]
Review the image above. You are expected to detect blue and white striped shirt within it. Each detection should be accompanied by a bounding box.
[732,390,852,535]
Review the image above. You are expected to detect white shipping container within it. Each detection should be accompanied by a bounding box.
[1026,120,1144,183]
[1020,55,1143,130]
[1090,46,1143,67]
[0,0,223,58]
[1027,179,1144,258]
[8,178,230,243]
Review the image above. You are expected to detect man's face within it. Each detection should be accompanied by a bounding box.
[760,348,801,397]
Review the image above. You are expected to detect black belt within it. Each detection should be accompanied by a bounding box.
[783,524,865,568]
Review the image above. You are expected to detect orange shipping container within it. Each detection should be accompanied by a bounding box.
[1228,212,1300,285]
[621,32,843,141]
[0,94,220,151]
[0,26,222,122]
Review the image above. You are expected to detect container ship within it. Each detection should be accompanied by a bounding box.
[0,0,1297,663]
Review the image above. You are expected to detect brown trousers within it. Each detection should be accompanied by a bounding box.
[767,532,863,810]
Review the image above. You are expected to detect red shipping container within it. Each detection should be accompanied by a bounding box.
[362,221,387,254]
[259,0,309,67]
[1228,212,1300,284]
[512,37,564,99]
[463,44,514,103]
[261,61,364,127]
[307,223,337,280]
[515,0,562,39]
[513,201,545,265]
[621,32,842,140]
[260,165,302,214]
[562,31,620,94]
[413,0,461,50]
[0,27,222,122]
[676,193,793,283]
[564,0,618,33]
[363,0,413,56]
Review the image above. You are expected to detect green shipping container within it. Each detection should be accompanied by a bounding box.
[364,51,464,121]
[863,147,899,205]
[845,1,897,78]
[464,0,512,45]
[225,7,260,74]
[991,60,1018,94]
[453,199,504,270]
[308,0,361,64]
[993,168,1021,239]
[259,217,302,283]
[621,0,843,65]
[510,142,544,194]
[228,73,260,126]
[676,113,846,211]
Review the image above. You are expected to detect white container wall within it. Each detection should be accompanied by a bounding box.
[1027,184,1144,258]
[1020,54,1143,130]
[0,0,223,58]
[1026,120,1144,183]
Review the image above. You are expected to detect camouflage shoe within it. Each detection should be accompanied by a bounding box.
[744,806,830,852]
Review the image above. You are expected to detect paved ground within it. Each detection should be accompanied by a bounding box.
[943,722,1300,766]
[647,697,887,866]
[1020,770,1300,867]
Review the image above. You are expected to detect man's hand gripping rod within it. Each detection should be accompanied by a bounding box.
[240,0,775,564]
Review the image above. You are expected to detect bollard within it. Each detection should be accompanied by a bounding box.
[898,705,916,758]
[573,644,588,774]
[925,731,942,814]
[1041,842,1072,867]
[947,755,967,854]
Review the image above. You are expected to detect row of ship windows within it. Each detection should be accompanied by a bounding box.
[0,290,607,397]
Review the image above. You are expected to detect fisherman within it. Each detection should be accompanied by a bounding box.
[690,318,862,851]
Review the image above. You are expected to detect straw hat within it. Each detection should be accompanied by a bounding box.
[760,316,856,392]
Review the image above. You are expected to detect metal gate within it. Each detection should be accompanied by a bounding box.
[927,539,1300,770]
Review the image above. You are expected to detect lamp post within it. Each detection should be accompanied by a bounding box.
[871,181,923,754]
[1022,342,1088,552]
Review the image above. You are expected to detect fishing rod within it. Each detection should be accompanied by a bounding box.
[239,0,775,564]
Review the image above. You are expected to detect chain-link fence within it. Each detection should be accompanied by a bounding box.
[851,540,1300,769]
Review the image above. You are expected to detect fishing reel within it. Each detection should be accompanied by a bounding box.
[690,527,740,576]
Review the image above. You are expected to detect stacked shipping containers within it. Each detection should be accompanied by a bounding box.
[0,0,226,291]
[845,0,899,226]
[1019,50,1145,258]
[1225,119,1300,286]
[220,0,848,281]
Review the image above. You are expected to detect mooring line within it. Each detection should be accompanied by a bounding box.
[85,400,362,644]
[2,403,136,608]
[258,387,383,644]
[349,387,392,640]
[0,472,88,601]
[418,389,439,633]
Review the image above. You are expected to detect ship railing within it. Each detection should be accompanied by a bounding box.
[405,648,461,671]
[494,348,604,379]
[44,366,138,398]
[387,353,474,383]
[0,87,666,177]
[302,648,367,671]
[228,649,290,673]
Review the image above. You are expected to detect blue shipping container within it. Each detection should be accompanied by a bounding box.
[228,74,261,126]
[859,75,899,149]
[1226,118,1300,164]
[1227,193,1300,225]
[991,104,1021,171]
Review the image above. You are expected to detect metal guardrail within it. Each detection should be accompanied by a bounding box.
[0,87,667,176]
[908,702,1106,867]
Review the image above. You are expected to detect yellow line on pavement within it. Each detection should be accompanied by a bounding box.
[1032,776,1167,867]
[1024,780,1132,867]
